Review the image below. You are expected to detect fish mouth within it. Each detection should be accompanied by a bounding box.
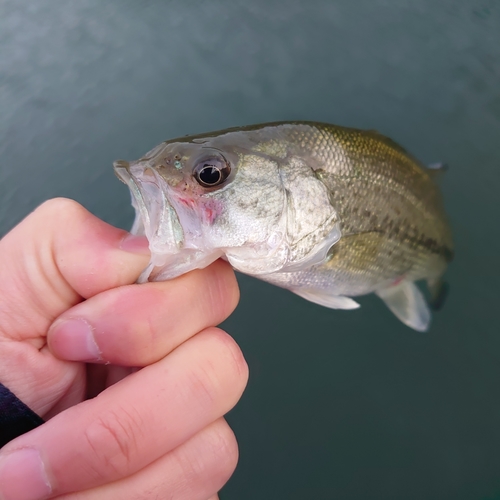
[114,159,223,283]
[113,160,184,260]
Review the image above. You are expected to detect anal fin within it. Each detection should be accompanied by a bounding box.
[376,281,431,332]
[291,289,360,310]
[427,277,449,311]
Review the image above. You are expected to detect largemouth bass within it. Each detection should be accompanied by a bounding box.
[114,122,453,331]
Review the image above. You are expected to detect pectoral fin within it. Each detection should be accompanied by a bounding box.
[376,281,430,332]
[291,289,360,310]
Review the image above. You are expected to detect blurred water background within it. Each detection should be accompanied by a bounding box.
[1,1,500,498]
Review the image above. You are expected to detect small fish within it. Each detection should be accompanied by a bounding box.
[114,122,453,331]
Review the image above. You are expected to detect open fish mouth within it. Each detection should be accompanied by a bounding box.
[113,160,184,260]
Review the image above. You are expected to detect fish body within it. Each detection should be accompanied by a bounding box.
[114,122,453,331]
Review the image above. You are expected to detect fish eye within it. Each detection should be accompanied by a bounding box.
[193,155,231,187]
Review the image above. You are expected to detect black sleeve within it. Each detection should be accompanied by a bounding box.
[0,383,44,448]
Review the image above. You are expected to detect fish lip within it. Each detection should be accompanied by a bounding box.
[114,160,151,232]
[113,160,184,255]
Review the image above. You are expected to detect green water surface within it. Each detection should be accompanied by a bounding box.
[1,1,499,498]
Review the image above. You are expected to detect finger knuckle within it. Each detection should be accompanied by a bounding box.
[207,420,239,480]
[207,328,249,386]
[35,198,87,225]
[187,358,219,409]
[187,329,248,412]
[179,420,239,487]
[83,407,141,478]
[205,262,240,320]
[107,286,164,364]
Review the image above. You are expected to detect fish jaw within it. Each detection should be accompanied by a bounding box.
[114,160,222,282]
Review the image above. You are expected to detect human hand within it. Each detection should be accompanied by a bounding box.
[0,199,247,500]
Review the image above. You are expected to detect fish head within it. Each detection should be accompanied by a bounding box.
[114,130,340,282]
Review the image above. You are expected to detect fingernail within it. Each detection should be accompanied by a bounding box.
[49,318,101,361]
[0,448,52,500]
[120,233,150,254]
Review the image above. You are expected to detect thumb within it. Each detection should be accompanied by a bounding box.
[0,198,150,411]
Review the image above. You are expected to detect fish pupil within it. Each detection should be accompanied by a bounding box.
[199,165,221,185]
[193,155,230,187]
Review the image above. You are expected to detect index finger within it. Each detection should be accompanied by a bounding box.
[47,259,240,366]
